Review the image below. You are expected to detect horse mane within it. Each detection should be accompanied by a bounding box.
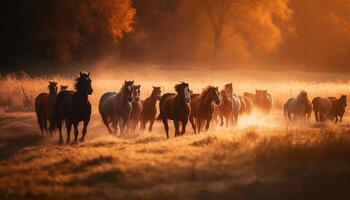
[296,90,307,103]
[200,86,215,98]
[175,82,188,92]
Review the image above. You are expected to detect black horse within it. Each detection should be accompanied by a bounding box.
[159,82,191,138]
[50,72,93,144]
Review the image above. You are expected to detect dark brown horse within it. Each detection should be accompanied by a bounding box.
[255,90,272,113]
[141,86,161,132]
[129,84,142,131]
[329,95,347,123]
[50,72,93,144]
[218,89,233,127]
[189,86,220,133]
[35,81,58,135]
[99,81,134,134]
[312,97,332,122]
[159,82,191,138]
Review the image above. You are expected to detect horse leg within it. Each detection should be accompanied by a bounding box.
[37,115,44,135]
[80,119,89,142]
[162,118,169,139]
[102,116,112,134]
[57,121,63,144]
[141,119,146,131]
[43,117,48,135]
[149,119,155,133]
[189,115,196,134]
[73,122,79,144]
[340,115,343,123]
[225,115,229,128]
[197,118,202,133]
[205,117,212,131]
[174,120,180,137]
[65,120,72,144]
[181,118,188,136]
[314,111,319,122]
[335,116,339,123]
[220,114,224,127]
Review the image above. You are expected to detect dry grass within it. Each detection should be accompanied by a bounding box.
[1,70,350,199]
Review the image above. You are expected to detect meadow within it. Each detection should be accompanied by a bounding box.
[1,70,350,199]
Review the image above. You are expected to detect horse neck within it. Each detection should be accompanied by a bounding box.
[149,92,158,104]
[76,90,88,103]
[201,92,212,106]
[175,93,186,105]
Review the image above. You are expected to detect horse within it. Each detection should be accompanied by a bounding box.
[99,81,134,135]
[60,85,68,91]
[232,94,241,123]
[141,86,161,132]
[312,97,333,122]
[305,99,313,120]
[255,90,272,113]
[329,95,347,123]
[283,91,309,121]
[159,82,191,138]
[35,81,58,135]
[243,92,256,105]
[189,86,220,133]
[50,72,93,144]
[217,89,233,127]
[129,84,142,131]
[239,96,247,114]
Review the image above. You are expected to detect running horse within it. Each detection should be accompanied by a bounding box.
[129,84,142,131]
[99,81,134,134]
[50,72,93,144]
[283,90,309,121]
[159,82,191,138]
[35,81,58,135]
[141,86,161,132]
[189,86,220,133]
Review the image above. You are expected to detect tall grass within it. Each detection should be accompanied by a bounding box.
[0,71,349,112]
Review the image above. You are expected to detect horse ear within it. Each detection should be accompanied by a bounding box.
[125,80,127,84]
[87,72,90,76]
[131,81,134,84]
[138,85,141,88]
[153,86,156,89]
[216,86,218,90]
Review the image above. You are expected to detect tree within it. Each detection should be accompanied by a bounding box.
[199,0,292,67]
[27,0,135,63]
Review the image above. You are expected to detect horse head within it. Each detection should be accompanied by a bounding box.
[48,81,58,95]
[213,86,221,105]
[225,83,233,96]
[152,86,162,100]
[205,86,220,105]
[124,80,134,102]
[76,72,93,95]
[133,84,141,102]
[340,95,347,107]
[175,82,190,103]
[297,90,309,105]
[60,85,68,91]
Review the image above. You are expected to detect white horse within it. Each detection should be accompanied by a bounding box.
[232,94,241,123]
[283,90,309,121]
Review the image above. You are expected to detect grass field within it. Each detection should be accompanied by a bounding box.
[1,70,350,199]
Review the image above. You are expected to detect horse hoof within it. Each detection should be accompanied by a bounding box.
[79,138,84,142]
[73,140,78,145]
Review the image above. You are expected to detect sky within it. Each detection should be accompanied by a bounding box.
[0,0,350,72]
